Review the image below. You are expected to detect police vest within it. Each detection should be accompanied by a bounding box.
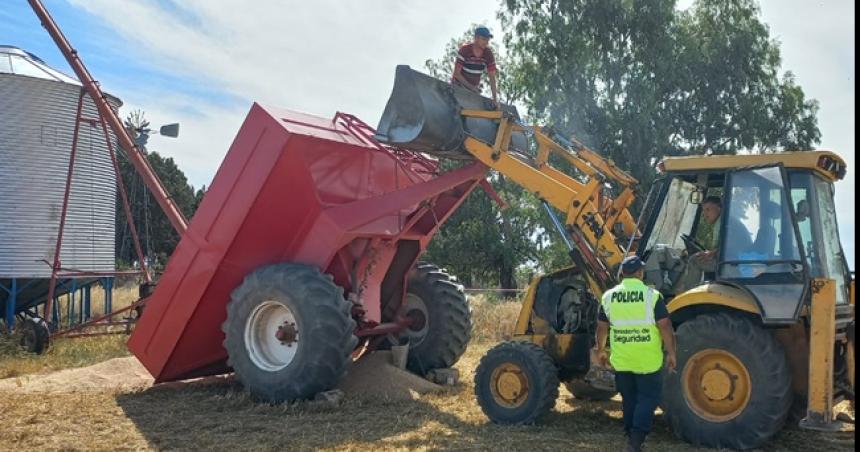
[601,278,664,374]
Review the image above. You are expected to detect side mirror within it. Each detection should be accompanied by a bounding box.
[690,188,705,204]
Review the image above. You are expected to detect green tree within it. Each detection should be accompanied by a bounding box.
[116,111,201,270]
[499,0,821,187]
[424,0,821,291]
[422,28,559,294]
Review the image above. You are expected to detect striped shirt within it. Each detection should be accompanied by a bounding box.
[451,43,497,88]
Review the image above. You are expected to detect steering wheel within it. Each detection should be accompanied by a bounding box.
[680,233,707,255]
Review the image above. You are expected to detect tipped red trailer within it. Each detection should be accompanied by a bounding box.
[128,103,489,401]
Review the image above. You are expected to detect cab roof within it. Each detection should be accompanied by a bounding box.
[659,150,847,182]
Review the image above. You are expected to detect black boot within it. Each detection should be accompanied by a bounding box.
[625,431,646,452]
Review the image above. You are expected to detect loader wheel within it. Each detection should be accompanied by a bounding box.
[663,312,792,450]
[564,379,617,401]
[402,263,471,375]
[223,263,358,403]
[19,317,50,354]
[475,341,559,424]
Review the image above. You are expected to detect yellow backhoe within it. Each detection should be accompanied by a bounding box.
[376,65,855,450]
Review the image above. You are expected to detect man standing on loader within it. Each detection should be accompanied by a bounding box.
[595,256,677,452]
[451,25,499,108]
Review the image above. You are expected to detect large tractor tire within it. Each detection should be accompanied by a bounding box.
[663,312,792,450]
[564,379,617,401]
[401,263,471,375]
[19,317,50,354]
[222,263,358,403]
[475,341,560,424]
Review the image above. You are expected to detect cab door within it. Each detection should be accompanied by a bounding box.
[717,165,808,324]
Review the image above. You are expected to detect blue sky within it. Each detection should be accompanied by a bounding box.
[2,0,854,265]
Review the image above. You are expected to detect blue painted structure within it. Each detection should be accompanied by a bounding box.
[1,277,114,330]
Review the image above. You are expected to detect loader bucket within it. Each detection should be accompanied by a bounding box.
[375,65,528,159]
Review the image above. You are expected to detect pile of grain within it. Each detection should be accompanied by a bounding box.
[0,350,442,402]
[0,356,152,392]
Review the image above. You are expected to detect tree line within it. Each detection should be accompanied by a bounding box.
[423,0,819,293]
[115,112,204,270]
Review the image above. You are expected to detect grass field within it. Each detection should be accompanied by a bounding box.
[0,334,129,380]
[0,296,854,451]
[0,283,137,379]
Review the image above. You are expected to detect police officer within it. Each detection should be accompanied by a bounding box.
[595,255,677,452]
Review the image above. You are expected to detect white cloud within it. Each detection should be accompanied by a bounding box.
[116,88,246,188]
[66,0,854,264]
[65,0,499,182]
[757,0,855,264]
[68,0,498,121]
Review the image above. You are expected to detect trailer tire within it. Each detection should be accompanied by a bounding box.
[19,317,50,354]
[663,312,792,450]
[223,263,357,403]
[402,263,471,375]
[475,341,559,424]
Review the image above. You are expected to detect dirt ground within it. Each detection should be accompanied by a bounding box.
[0,342,854,451]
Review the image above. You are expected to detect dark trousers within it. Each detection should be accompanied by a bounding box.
[614,370,663,436]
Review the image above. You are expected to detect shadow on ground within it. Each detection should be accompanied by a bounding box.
[113,375,855,451]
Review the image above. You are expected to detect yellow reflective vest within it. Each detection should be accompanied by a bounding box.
[601,278,664,374]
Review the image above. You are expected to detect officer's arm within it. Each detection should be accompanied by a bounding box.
[594,320,611,368]
[596,320,609,352]
[657,319,675,354]
[657,318,677,372]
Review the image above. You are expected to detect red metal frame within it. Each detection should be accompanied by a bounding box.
[334,112,439,176]
[43,90,151,330]
[28,0,179,338]
[52,300,144,339]
[28,0,188,235]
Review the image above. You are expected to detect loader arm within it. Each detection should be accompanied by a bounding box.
[374,65,640,294]
[459,109,639,294]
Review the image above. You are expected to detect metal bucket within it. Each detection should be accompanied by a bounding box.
[375,65,528,159]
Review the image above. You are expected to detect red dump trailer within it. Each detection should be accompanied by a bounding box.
[27,0,514,403]
[128,101,493,401]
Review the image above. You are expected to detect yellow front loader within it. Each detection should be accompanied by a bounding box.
[376,66,855,450]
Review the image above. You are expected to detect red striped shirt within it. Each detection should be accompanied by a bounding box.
[451,43,496,88]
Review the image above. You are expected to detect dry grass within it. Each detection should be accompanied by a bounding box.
[0,283,138,380]
[0,293,854,451]
[51,283,139,328]
[0,342,854,451]
[469,294,521,342]
[0,334,130,379]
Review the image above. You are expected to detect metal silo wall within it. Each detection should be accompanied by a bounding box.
[0,74,117,278]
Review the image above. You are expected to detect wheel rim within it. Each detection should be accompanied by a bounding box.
[403,293,429,346]
[244,300,300,372]
[682,348,752,422]
[490,362,530,408]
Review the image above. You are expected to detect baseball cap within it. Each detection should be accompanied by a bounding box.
[475,26,493,38]
[620,255,644,275]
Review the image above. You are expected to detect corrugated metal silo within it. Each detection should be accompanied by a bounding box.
[0,45,120,278]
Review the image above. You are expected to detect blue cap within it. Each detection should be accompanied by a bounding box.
[621,255,644,275]
[475,26,493,38]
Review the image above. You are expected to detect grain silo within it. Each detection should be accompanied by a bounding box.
[0,45,120,336]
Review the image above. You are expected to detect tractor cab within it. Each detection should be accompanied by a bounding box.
[641,151,852,325]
